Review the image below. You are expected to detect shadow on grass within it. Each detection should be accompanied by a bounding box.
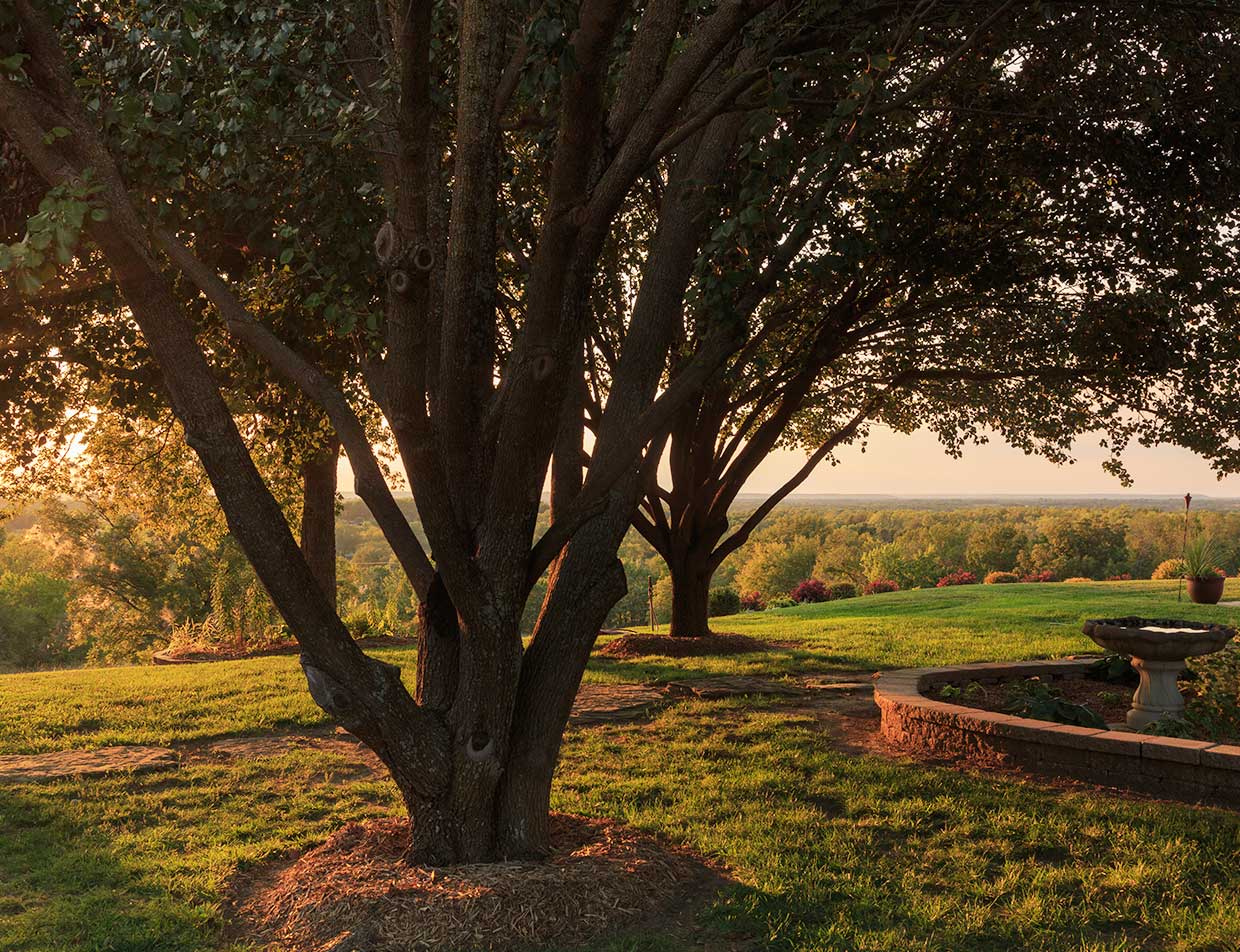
[0,784,210,952]
[586,644,858,684]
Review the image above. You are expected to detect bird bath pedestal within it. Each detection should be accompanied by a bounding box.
[1082,617,1236,730]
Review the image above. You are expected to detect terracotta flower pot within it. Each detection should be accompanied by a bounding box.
[1187,575,1226,605]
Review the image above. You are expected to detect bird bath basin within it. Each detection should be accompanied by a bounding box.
[1082,617,1236,730]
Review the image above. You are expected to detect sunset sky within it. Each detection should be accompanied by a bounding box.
[339,427,1240,499]
[739,428,1240,496]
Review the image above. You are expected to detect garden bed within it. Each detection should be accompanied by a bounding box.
[937,674,1133,728]
[875,659,1240,804]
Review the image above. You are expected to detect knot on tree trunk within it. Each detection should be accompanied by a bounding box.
[302,658,358,724]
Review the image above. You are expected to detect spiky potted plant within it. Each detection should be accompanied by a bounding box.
[1183,537,1226,605]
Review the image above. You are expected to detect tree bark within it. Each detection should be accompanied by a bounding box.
[668,553,714,637]
[0,0,772,869]
[300,434,340,610]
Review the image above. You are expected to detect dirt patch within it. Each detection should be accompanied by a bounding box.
[932,675,1135,725]
[226,813,734,952]
[598,632,768,659]
[570,683,669,723]
[667,676,807,699]
[152,635,414,665]
[0,745,178,783]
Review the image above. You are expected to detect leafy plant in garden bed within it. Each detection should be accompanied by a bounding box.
[1151,643,1240,742]
[1085,654,1138,686]
[1003,679,1107,729]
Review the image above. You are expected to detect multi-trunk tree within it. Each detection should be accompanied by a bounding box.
[616,6,1240,635]
[4,0,1236,864]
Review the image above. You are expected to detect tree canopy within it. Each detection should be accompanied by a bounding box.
[3,0,1239,864]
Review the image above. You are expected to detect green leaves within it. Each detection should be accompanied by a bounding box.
[0,176,105,293]
[0,53,28,75]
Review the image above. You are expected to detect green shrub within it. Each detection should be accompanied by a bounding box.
[768,595,796,609]
[1178,643,1240,741]
[708,586,741,617]
[824,581,857,600]
[0,570,70,669]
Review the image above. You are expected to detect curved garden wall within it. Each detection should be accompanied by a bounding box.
[875,659,1240,804]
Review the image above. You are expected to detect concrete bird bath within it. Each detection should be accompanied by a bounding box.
[1082,617,1236,730]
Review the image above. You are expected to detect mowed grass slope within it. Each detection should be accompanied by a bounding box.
[2,580,1238,755]
[3,699,1240,951]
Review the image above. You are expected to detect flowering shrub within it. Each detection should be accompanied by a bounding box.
[824,581,858,600]
[1152,558,1186,580]
[984,571,1019,584]
[935,570,977,587]
[740,590,766,612]
[790,578,829,603]
[1106,573,1133,581]
[863,579,899,595]
[1020,570,1056,583]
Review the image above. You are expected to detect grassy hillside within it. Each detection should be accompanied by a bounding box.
[1,580,1236,756]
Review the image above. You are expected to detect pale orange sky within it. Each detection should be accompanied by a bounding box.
[340,427,1240,498]
[740,428,1238,496]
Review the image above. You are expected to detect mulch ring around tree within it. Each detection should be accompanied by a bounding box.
[226,813,735,952]
[598,631,771,658]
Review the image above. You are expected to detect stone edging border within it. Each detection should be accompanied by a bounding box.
[875,659,1240,804]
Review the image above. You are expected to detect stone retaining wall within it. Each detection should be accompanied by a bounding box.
[875,660,1240,804]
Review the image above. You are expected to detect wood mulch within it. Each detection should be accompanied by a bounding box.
[224,813,738,952]
[598,632,769,659]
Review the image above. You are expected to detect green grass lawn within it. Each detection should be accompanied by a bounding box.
[3,580,1237,756]
[3,582,1240,950]
[3,698,1240,951]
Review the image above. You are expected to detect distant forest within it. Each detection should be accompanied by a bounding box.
[0,496,1233,671]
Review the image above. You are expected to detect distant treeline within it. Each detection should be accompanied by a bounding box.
[603,505,1226,627]
[0,500,1227,669]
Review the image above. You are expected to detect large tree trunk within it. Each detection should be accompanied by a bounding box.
[299,434,340,609]
[668,552,714,637]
